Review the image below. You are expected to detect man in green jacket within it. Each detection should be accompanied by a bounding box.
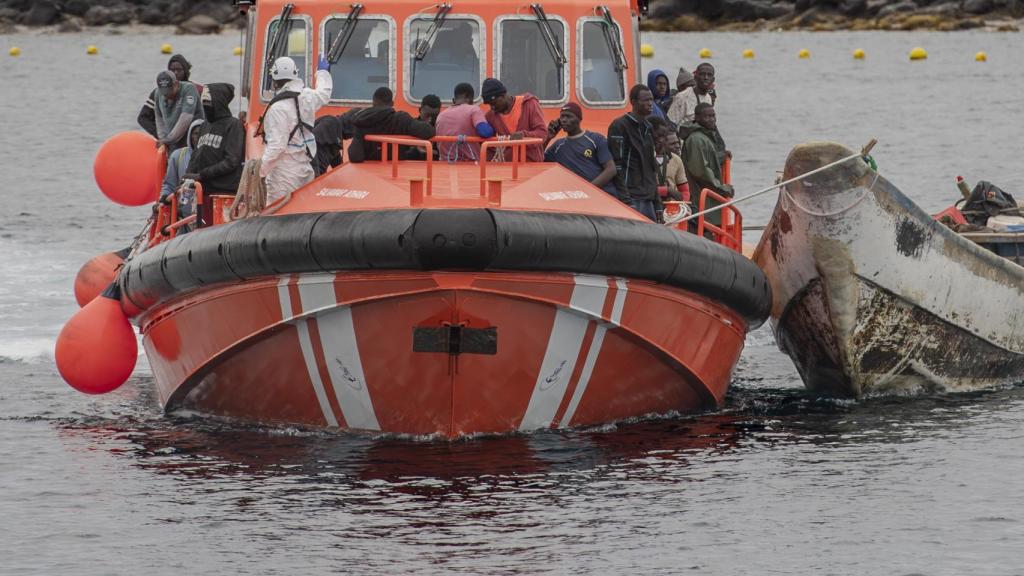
[682,102,732,232]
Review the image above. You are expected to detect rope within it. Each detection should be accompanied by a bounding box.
[229,158,267,220]
[680,139,878,223]
[780,171,878,218]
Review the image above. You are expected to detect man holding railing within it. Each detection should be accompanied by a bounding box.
[481,78,548,162]
[682,103,733,231]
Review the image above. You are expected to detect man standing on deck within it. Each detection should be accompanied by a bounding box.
[154,70,204,151]
[682,102,732,232]
[184,83,246,225]
[668,63,716,126]
[544,102,617,197]
[139,54,202,139]
[607,84,658,221]
[481,78,548,162]
[435,82,494,163]
[259,55,332,205]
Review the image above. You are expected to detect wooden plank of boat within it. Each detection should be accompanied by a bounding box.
[753,142,1024,398]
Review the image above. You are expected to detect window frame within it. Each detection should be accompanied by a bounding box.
[493,13,570,107]
[259,14,313,103]
[575,16,628,109]
[319,13,397,106]
[401,13,486,106]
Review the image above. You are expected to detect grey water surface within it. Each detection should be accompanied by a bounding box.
[1,30,1022,575]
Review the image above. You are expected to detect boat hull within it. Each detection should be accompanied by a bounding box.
[142,271,748,437]
[754,142,1024,397]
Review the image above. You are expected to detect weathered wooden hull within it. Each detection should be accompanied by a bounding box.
[754,142,1024,397]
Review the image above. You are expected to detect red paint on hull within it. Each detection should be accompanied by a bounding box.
[140,271,746,438]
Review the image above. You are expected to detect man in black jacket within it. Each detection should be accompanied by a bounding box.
[184,83,245,224]
[607,84,658,221]
[347,87,435,163]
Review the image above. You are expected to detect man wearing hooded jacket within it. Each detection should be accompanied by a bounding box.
[259,55,332,205]
[184,83,245,226]
[347,87,435,163]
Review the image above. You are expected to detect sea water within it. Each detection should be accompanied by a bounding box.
[1,29,1022,575]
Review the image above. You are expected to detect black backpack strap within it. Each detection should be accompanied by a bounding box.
[287,96,315,161]
[256,90,301,143]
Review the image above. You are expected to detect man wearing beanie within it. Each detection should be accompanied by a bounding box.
[544,102,617,197]
[481,78,548,162]
[138,54,204,139]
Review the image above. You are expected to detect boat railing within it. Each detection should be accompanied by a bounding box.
[693,158,742,252]
[366,135,545,204]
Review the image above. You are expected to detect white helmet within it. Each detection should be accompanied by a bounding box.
[270,56,299,81]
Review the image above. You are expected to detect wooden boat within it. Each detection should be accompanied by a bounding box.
[754,142,1024,398]
[64,0,772,438]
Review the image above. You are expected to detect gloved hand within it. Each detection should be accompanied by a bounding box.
[317,55,330,71]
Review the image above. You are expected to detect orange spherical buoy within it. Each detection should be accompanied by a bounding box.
[93,131,167,206]
[55,283,138,395]
[73,248,129,307]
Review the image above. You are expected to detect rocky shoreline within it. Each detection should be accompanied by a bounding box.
[0,0,1020,33]
[0,0,244,35]
[645,0,1023,31]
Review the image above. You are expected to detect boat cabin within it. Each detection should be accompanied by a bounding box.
[237,0,645,139]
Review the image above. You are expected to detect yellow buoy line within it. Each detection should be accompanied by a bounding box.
[664,46,989,61]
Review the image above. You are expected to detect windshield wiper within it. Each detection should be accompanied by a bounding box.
[264,3,295,77]
[327,3,365,63]
[413,3,452,61]
[530,3,567,91]
[597,5,627,72]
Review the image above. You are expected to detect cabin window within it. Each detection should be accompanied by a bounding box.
[261,16,310,99]
[405,16,483,103]
[495,15,568,104]
[578,19,627,106]
[322,15,394,102]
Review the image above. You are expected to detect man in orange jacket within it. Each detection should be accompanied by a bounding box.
[481,78,548,162]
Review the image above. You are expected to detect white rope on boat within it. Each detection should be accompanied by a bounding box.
[679,139,878,223]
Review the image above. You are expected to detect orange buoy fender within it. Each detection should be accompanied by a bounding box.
[93,131,167,206]
[73,247,129,307]
[55,283,138,394]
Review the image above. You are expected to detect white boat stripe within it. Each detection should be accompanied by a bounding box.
[297,276,381,432]
[280,276,338,427]
[559,324,607,428]
[295,318,340,427]
[560,279,628,428]
[519,275,609,431]
[277,276,292,319]
[611,278,628,325]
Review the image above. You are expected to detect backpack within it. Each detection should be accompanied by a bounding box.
[255,90,314,160]
[961,181,1022,226]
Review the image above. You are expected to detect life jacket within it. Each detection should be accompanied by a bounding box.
[255,90,314,160]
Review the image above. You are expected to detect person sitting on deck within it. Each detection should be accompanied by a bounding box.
[183,83,245,226]
[668,63,716,126]
[481,78,548,162]
[258,55,333,205]
[154,70,204,151]
[607,84,658,221]
[434,82,494,163]
[347,87,436,163]
[682,103,733,233]
[400,94,443,160]
[139,54,202,139]
[544,102,617,198]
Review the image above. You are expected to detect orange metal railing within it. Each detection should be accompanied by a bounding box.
[365,135,544,202]
[692,157,742,252]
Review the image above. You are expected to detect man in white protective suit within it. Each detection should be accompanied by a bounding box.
[258,55,333,205]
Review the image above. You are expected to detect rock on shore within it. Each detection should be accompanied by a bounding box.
[0,0,243,33]
[644,0,1022,31]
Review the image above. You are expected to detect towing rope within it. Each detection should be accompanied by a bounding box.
[679,139,878,223]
